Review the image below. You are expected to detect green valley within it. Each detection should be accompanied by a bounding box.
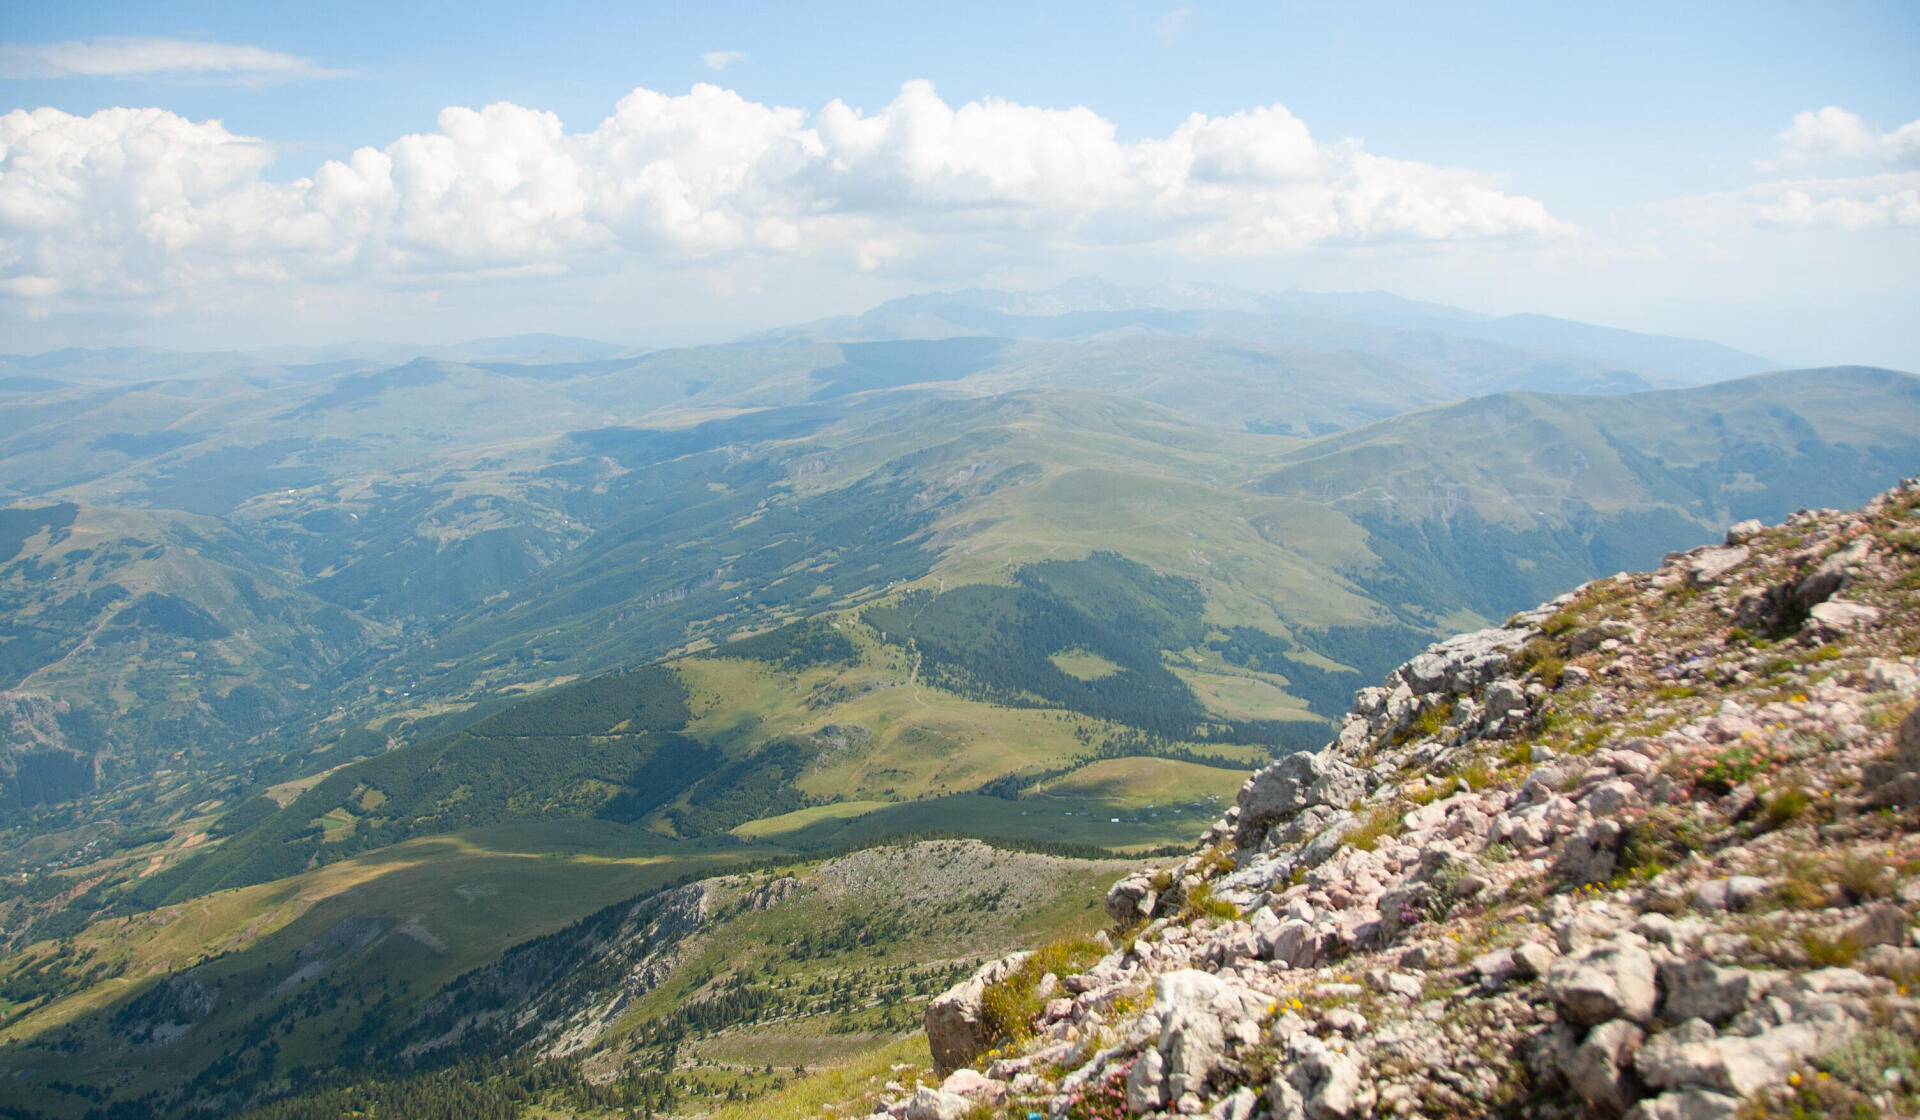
[3,287,1919,1118]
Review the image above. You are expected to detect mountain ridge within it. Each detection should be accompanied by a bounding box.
[877,478,1920,1120]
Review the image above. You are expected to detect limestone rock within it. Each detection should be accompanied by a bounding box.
[1658,959,1767,1025]
[901,1086,974,1120]
[1686,546,1748,587]
[1562,1018,1645,1114]
[1105,871,1159,924]
[926,951,1030,1076]
[1795,537,1869,610]
[1548,941,1658,1025]
[1237,751,1367,845]
[1557,818,1624,886]
[1126,1046,1167,1113]
[1622,1088,1742,1120]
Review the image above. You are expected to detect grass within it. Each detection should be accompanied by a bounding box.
[1617,808,1710,882]
[1347,800,1406,853]
[1026,757,1250,809]
[730,801,895,841]
[1050,648,1124,681]
[979,933,1110,1049]
[0,830,771,1113]
[669,1033,932,1120]
[1173,664,1322,722]
[1179,881,1240,922]
[1392,698,1455,745]
[1799,930,1863,968]
[1764,785,1813,827]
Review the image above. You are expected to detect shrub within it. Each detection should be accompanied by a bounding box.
[1194,843,1236,878]
[1836,855,1899,903]
[1180,882,1240,923]
[978,935,1108,1049]
[1763,785,1811,827]
[1060,1060,1133,1120]
[1346,801,1406,853]
[1800,930,1861,968]
[1392,699,1455,746]
[1672,740,1789,795]
[1770,859,1835,910]
[1618,809,1707,880]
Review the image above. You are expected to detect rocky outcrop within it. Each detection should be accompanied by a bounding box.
[908,479,1920,1120]
[926,950,1031,1076]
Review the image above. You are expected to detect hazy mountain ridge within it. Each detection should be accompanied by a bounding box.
[0,290,1910,1081]
[0,285,1916,1117]
[3,364,1917,847]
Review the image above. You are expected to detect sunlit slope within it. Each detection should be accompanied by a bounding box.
[0,824,768,1118]
[0,503,376,808]
[138,561,1273,907]
[1251,365,1920,620]
[0,838,1128,1119]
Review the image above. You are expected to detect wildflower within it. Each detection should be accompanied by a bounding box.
[1789,1073,1801,1086]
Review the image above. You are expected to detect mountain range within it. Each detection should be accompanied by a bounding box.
[0,281,1916,1118]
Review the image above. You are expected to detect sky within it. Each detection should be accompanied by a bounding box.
[1,0,1916,368]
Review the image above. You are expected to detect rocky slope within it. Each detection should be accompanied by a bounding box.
[891,479,1920,1120]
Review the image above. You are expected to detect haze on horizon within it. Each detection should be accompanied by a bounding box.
[1,1,1916,370]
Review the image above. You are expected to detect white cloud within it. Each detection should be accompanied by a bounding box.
[1767,106,1920,168]
[1158,4,1195,43]
[1753,174,1920,231]
[1664,173,1920,234]
[0,36,347,82]
[0,81,1571,306]
[1658,109,1920,235]
[701,50,746,71]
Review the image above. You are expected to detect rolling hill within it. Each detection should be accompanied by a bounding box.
[1,289,1918,1116]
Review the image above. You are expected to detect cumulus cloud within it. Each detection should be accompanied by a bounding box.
[1658,109,1920,235]
[701,50,746,71]
[1768,106,1920,168]
[0,81,1571,304]
[1661,173,1920,233]
[1753,174,1920,231]
[0,36,347,82]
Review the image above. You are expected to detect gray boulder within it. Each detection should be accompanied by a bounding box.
[901,1087,974,1120]
[1794,538,1869,610]
[1562,1018,1645,1114]
[1126,1046,1167,1113]
[1622,1088,1743,1120]
[1634,1017,1829,1097]
[1684,546,1749,587]
[1236,750,1366,845]
[1104,870,1159,925]
[1658,960,1768,1025]
[1150,970,1270,1100]
[1556,818,1624,886]
[925,951,1030,1076]
[1547,940,1658,1025]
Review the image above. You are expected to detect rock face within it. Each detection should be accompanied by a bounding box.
[908,480,1920,1120]
[925,950,1030,1076]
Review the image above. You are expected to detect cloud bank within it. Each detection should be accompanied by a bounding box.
[0,36,347,82]
[1770,106,1920,169]
[1668,108,1920,233]
[0,81,1571,304]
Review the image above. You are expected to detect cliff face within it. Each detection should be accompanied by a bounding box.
[902,480,1920,1120]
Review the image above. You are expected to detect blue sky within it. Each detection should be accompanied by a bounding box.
[2,1,1916,366]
